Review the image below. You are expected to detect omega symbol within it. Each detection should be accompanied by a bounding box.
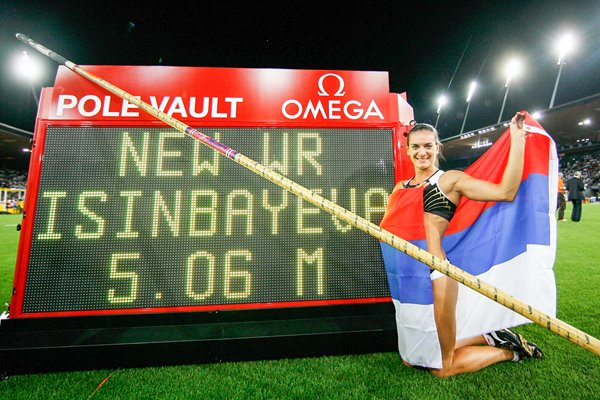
[317,73,346,97]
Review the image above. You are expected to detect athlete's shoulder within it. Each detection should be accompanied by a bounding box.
[440,169,469,181]
[438,170,471,191]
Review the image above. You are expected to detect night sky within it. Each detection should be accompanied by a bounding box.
[2,0,600,138]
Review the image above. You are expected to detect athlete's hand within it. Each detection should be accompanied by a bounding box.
[510,112,527,139]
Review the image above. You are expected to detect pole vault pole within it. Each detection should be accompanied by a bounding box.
[16,33,600,357]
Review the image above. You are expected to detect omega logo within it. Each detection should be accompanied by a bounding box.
[281,73,384,121]
[317,73,346,97]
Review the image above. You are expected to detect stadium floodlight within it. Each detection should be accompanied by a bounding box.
[13,51,40,103]
[466,80,477,103]
[555,32,576,65]
[14,51,40,81]
[434,94,448,129]
[497,57,522,124]
[549,32,576,108]
[460,80,477,134]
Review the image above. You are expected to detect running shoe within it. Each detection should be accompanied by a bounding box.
[488,328,543,359]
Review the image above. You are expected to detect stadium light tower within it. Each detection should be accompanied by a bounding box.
[434,94,448,129]
[460,80,477,134]
[14,51,40,103]
[549,32,576,108]
[498,58,522,124]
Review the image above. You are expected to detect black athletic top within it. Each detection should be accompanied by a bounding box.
[404,170,457,221]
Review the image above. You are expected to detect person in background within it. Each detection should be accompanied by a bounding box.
[566,171,585,222]
[557,172,566,221]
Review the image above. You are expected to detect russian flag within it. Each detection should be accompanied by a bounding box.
[379,113,558,368]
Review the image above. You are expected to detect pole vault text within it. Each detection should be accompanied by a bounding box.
[56,95,244,118]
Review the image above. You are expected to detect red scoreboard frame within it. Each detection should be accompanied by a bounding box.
[10,65,415,319]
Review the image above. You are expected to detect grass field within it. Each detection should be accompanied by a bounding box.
[0,204,599,399]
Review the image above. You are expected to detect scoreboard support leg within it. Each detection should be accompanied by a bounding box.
[0,304,396,374]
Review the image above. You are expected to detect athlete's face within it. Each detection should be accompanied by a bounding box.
[407,130,439,170]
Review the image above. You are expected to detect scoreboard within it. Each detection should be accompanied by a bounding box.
[10,66,414,318]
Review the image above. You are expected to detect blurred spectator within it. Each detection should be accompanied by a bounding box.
[566,171,585,222]
[560,149,600,199]
[557,172,566,221]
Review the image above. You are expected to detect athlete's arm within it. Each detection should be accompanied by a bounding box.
[446,113,527,202]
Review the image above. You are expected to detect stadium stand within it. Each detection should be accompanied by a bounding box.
[0,169,27,189]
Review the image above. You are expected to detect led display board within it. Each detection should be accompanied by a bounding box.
[20,126,394,314]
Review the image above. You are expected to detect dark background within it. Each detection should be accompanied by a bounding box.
[2,0,600,138]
